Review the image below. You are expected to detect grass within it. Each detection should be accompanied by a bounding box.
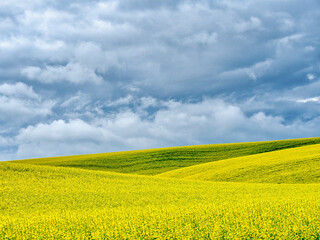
[158,143,320,183]
[10,137,320,175]
[1,162,320,239]
[2,137,320,239]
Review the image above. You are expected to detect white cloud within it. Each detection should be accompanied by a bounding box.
[21,63,103,84]
[60,92,90,110]
[34,39,66,52]
[296,97,320,103]
[75,42,119,72]
[0,83,53,127]
[140,97,158,109]
[220,58,272,81]
[245,59,272,80]
[307,73,315,81]
[0,0,320,160]
[105,95,135,107]
[0,37,69,63]
[17,119,104,142]
[0,82,40,100]
[15,119,109,159]
[22,9,74,33]
[12,98,319,160]
[0,37,28,50]
[275,34,304,55]
[0,96,52,123]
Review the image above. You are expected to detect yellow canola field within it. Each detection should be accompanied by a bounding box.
[1,162,320,239]
[158,143,320,183]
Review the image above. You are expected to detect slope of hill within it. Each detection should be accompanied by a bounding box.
[10,137,320,175]
[1,162,320,239]
[158,143,320,183]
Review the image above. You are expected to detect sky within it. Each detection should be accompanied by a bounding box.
[0,0,320,160]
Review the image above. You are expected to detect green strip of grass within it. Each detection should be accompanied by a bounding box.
[10,137,320,175]
[158,143,320,183]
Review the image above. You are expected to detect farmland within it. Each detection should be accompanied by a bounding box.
[159,143,320,183]
[1,137,320,239]
[11,137,320,175]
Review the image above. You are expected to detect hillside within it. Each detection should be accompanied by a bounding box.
[10,137,320,175]
[158,143,320,183]
[1,162,320,239]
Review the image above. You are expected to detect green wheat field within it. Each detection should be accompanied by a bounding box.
[2,137,320,239]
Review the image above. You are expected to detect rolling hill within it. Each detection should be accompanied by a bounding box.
[10,137,320,175]
[158,143,320,183]
[1,161,320,239]
[2,137,320,239]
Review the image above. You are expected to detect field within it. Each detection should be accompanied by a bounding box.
[11,137,320,175]
[159,143,320,183]
[1,137,320,239]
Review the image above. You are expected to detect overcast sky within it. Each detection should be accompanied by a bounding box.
[1,0,320,160]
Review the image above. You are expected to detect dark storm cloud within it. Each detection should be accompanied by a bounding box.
[0,0,320,160]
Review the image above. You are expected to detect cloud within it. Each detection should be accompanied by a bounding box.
[74,42,119,72]
[0,96,52,122]
[0,135,13,147]
[287,79,320,100]
[0,82,40,100]
[60,92,90,109]
[17,119,104,142]
[105,95,135,107]
[0,0,320,160]
[11,98,320,160]
[0,83,53,129]
[2,0,318,95]
[15,119,108,158]
[220,58,273,82]
[0,37,70,65]
[245,59,272,80]
[181,31,218,46]
[21,63,103,84]
[296,97,320,103]
[19,41,119,85]
[306,73,316,81]
[139,96,158,109]
[234,16,262,33]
